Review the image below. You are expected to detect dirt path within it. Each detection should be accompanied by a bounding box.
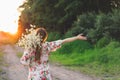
[1,45,101,80]
[1,45,28,80]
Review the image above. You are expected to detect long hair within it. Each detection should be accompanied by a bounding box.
[35,28,48,61]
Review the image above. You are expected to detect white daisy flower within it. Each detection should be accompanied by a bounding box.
[17,26,42,49]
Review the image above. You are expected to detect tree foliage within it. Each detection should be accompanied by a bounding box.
[67,9,120,44]
[18,0,120,33]
[17,0,120,45]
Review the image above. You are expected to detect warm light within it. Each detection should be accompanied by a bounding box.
[0,0,24,34]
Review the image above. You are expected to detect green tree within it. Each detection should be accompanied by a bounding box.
[19,0,120,34]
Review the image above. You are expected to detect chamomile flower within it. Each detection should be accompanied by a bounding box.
[17,26,42,49]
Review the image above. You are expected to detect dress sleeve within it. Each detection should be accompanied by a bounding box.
[47,40,63,52]
[20,49,31,65]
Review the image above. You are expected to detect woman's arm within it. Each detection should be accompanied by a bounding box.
[62,34,87,44]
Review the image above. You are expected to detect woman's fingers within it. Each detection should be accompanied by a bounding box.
[77,34,87,40]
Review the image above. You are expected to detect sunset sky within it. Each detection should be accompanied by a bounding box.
[0,0,24,34]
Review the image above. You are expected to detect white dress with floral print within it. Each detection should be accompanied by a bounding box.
[20,40,63,80]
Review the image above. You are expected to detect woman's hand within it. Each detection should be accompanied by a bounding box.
[76,34,87,40]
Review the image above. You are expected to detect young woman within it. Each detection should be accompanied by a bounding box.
[20,28,87,80]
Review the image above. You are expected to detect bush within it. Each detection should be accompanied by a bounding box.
[94,13,113,38]
[69,9,120,45]
[73,13,96,30]
[96,41,120,64]
[106,41,120,49]
[110,9,120,40]
[65,26,83,38]
[47,32,62,41]
[57,40,92,54]
[65,13,96,38]
[88,9,120,42]
[96,36,111,48]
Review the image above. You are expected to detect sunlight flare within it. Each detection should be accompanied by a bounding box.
[0,0,24,34]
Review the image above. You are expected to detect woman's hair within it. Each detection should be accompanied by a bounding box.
[36,28,48,43]
[35,28,48,61]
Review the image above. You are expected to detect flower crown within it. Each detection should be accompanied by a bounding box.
[17,25,42,49]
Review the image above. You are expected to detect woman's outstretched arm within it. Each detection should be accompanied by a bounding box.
[62,34,87,44]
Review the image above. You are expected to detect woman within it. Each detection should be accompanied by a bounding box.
[20,28,87,80]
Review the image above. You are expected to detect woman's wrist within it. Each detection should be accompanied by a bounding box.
[76,36,79,40]
[76,34,87,40]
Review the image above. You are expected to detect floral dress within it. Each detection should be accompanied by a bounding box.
[20,40,63,80]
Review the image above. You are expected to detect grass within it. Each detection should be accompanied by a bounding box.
[0,51,4,72]
[16,52,23,58]
[49,41,120,80]
[0,50,8,80]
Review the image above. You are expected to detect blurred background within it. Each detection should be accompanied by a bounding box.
[0,0,120,80]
